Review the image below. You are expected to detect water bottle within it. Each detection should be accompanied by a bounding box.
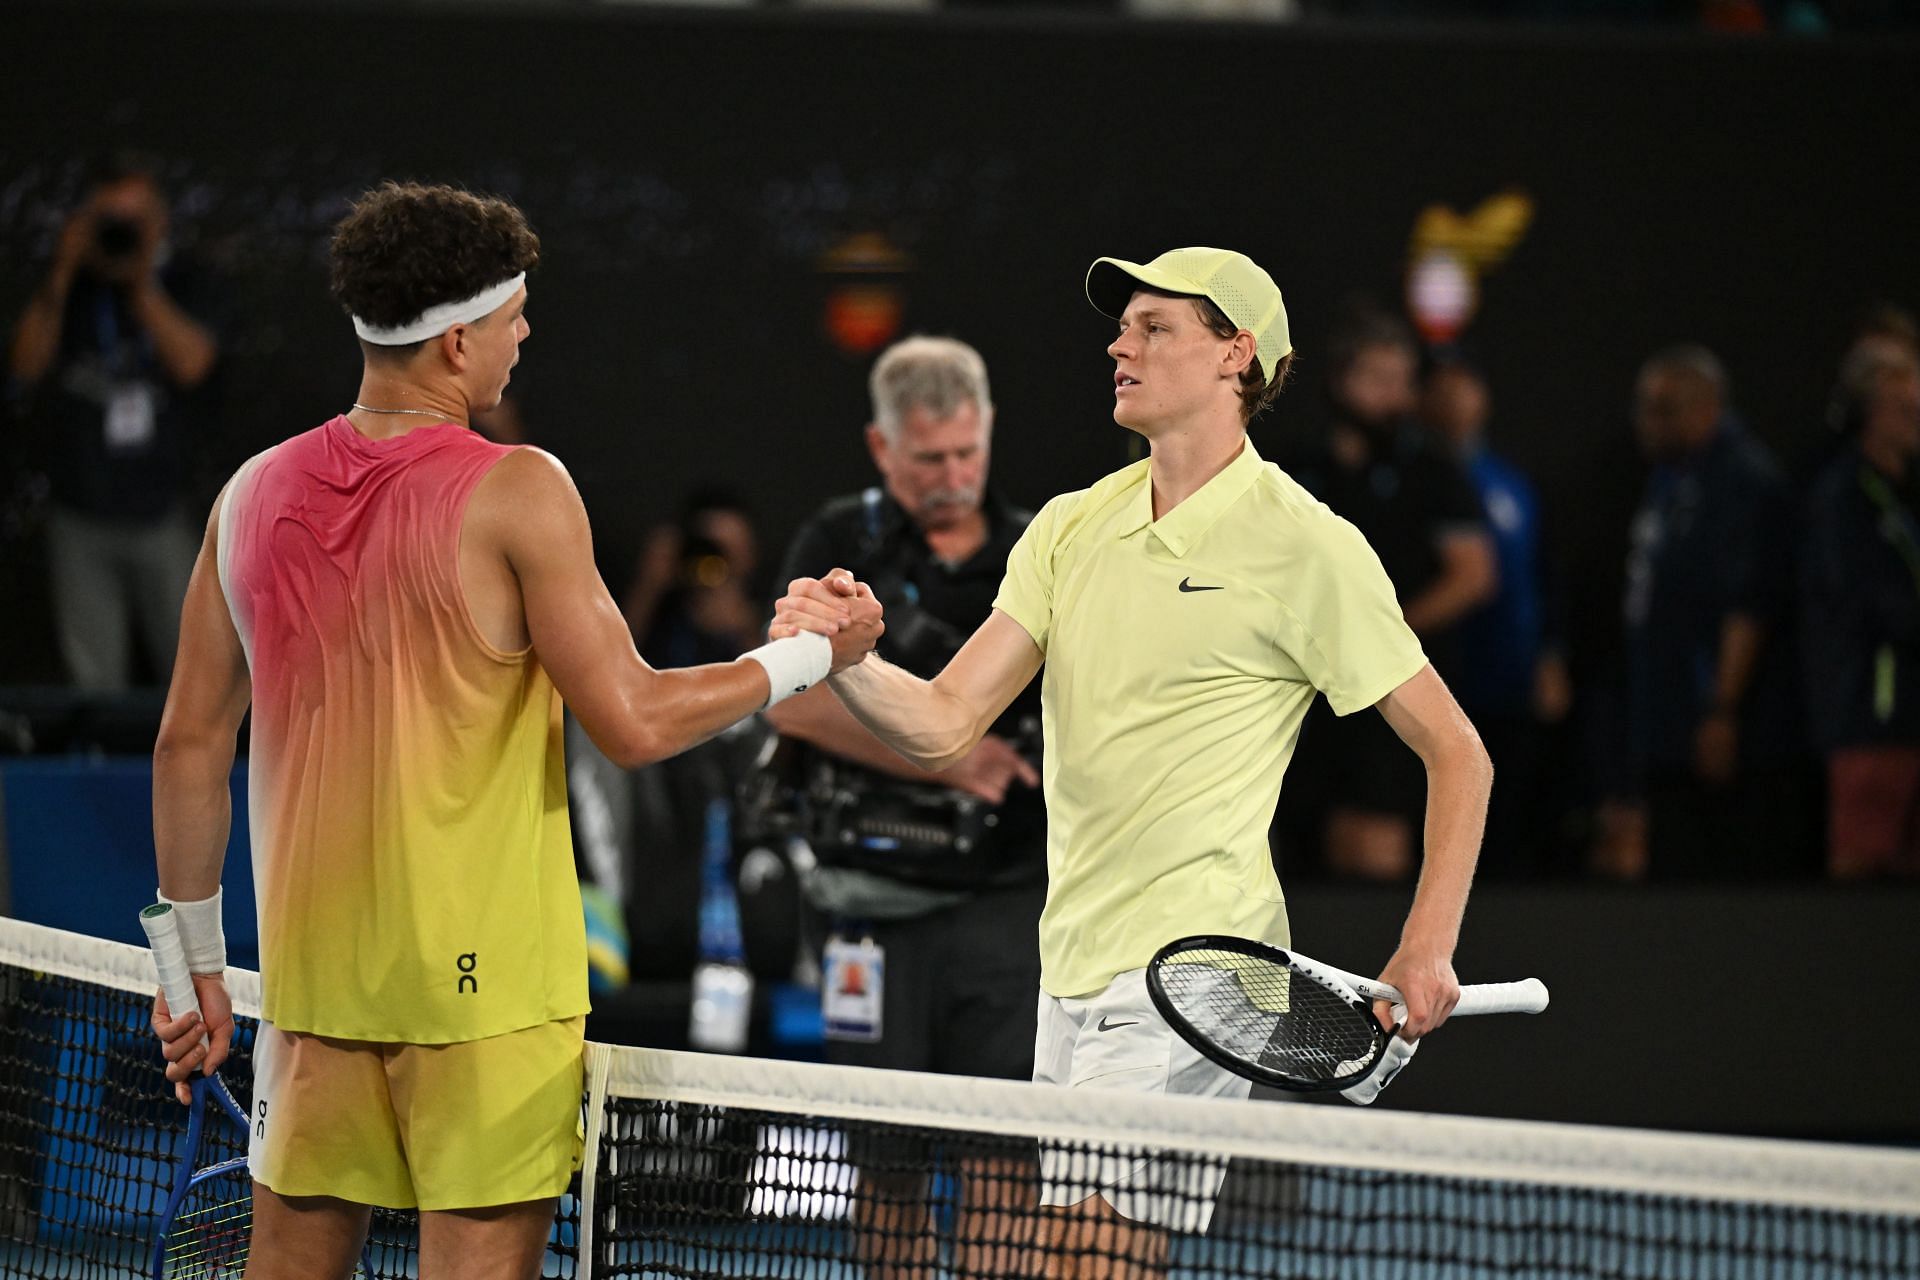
[689,798,753,1052]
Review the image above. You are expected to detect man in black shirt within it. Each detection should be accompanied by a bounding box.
[767,335,1042,1274]
[1283,309,1495,880]
[1601,345,1809,880]
[6,156,219,690]
[1803,337,1920,878]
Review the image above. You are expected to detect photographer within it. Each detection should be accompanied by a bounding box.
[6,155,219,690]
[764,336,1042,1276]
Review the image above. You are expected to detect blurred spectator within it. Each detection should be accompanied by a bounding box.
[5,155,220,690]
[622,489,765,667]
[472,390,529,444]
[1420,352,1571,875]
[1596,345,1812,880]
[1284,307,1495,880]
[1802,338,1920,879]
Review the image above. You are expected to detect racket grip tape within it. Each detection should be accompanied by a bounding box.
[139,903,204,1027]
[1454,977,1550,1016]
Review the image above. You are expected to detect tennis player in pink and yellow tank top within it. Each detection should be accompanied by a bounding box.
[148,183,884,1280]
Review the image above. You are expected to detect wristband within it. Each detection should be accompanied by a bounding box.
[741,631,832,709]
[156,887,227,975]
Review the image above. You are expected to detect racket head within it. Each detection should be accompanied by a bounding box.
[1146,934,1389,1093]
[157,1156,253,1279]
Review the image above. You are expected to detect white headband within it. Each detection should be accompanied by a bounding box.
[352,272,525,346]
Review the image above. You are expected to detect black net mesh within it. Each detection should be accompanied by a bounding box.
[0,947,579,1278]
[587,1095,1920,1279]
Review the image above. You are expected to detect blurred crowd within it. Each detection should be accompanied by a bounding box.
[6,161,1919,1002]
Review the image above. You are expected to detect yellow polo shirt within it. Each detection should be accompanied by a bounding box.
[993,439,1427,998]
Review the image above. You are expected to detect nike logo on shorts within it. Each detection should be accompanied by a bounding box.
[1097,1017,1138,1032]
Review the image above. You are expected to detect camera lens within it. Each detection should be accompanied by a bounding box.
[95,217,141,258]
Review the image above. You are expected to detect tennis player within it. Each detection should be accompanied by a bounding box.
[147,182,880,1280]
[773,248,1492,1275]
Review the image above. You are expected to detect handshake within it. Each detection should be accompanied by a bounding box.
[771,570,886,675]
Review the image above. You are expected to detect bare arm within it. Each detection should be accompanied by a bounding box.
[151,493,248,1100]
[768,684,953,782]
[486,452,875,770]
[1711,612,1765,711]
[1371,663,1494,1038]
[767,681,1039,803]
[153,492,251,901]
[1400,530,1497,635]
[774,577,1041,772]
[128,279,218,389]
[1693,611,1765,784]
[7,214,87,387]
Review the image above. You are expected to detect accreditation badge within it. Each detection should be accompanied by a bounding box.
[821,934,884,1043]
[104,382,158,450]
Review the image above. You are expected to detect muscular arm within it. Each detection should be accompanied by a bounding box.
[1399,530,1498,635]
[1372,663,1494,1038]
[484,450,867,770]
[792,605,1041,772]
[153,492,251,901]
[150,493,248,1097]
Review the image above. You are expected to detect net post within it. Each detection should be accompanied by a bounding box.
[576,1041,613,1273]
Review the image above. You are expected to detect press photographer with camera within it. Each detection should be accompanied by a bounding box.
[7,154,220,690]
[761,335,1043,1274]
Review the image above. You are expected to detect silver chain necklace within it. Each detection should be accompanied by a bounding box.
[351,402,459,421]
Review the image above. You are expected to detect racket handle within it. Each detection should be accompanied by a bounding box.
[1454,977,1550,1016]
[140,903,204,1026]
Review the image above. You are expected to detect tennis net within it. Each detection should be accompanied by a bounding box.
[3,916,1918,1278]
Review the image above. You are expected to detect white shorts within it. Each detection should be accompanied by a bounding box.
[1032,969,1257,1233]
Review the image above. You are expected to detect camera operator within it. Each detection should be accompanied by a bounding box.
[6,154,220,690]
[763,336,1042,1276]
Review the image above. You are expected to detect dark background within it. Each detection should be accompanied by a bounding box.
[4,4,1918,686]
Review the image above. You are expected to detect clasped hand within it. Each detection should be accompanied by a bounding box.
[771,570,885,673]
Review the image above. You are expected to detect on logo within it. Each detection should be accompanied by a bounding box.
[256,1099,268,1140]
[457,952,479,995]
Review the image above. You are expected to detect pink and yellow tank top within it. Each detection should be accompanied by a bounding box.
[216,416,587,1043]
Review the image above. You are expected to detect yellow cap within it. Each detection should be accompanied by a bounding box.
[1086,247,1293,385]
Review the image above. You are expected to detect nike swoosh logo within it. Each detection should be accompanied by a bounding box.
[1178,578,1224,592]
[1097,1017,1138,1032]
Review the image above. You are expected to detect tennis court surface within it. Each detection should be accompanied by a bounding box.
[3,916,1916,1278]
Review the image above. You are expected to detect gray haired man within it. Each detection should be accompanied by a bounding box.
[766,335,1044,1276]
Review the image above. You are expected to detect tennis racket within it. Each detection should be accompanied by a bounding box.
[141,902,255,1280]
[1146,934,1548,1094]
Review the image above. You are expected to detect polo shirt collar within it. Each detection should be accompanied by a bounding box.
[1118,437,1265,558]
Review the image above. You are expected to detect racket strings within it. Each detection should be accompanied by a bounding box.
[163,1173,252,1278]
[1158,949,1381,1086]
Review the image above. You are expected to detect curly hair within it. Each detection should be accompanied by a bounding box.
[329,182,539,340]
[1194,296,1294,425]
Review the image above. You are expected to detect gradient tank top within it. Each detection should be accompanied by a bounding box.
[217,416,587,1042]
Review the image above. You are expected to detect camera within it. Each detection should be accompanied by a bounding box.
[94,216,142,259]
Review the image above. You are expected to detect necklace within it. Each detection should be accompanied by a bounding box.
[351,402,457,421]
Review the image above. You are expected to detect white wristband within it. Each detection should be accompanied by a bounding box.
[156,888,227,975]
[741,631,832,708]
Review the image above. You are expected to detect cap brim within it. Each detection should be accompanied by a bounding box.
[1086,258,1205,319]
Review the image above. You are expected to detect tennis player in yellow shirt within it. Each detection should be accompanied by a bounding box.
[773,248,1493,1274]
